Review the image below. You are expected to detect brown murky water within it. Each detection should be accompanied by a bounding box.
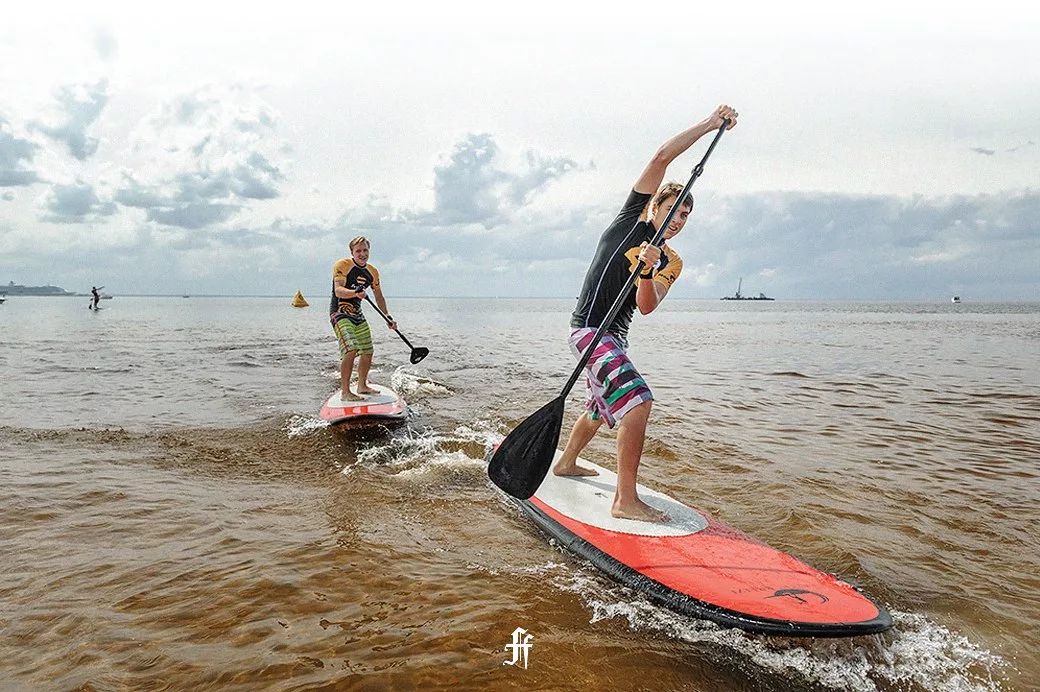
[1,297,1037,690]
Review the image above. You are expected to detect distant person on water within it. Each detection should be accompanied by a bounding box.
[91,286,100,310]
[330,236,397,401]
[553,104,739,522]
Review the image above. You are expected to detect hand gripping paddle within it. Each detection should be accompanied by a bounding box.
[363,294,429,364]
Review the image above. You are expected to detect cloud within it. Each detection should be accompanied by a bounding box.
[113,84,286,229]
[971,141,1037,156]
[39,181,117,223]
[4,124,1037,300]
[0,117,39,187]
[427,133,579,227]
[682,189,1040,299]
[92,27,118,61]
[30,79,109,160]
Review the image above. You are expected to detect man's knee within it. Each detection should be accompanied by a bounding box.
[622,400,652,426]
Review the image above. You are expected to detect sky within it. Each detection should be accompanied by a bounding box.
[1,1,1038,300]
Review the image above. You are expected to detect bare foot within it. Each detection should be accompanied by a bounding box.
[552,461,599,477]
[356,385,378,394]
[340,390,365,402]
[611,498,670,523]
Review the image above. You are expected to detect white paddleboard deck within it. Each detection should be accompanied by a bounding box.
[319,383,407,424]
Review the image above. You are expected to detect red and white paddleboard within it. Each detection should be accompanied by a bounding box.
[319,384,407,425]
[504,451,892,637]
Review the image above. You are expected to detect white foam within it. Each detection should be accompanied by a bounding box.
[390,366,453,398]
[393,449,486,478]
[546,565,1007,691]
[343,421,496,477]
[284,414,329,437]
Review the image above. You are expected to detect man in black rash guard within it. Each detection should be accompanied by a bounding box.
[554,104,739,523]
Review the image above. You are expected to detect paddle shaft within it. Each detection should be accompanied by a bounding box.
[559,121,730,398]
[363,293,417,350]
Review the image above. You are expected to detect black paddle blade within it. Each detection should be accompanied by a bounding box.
[410,347,430,364]
[488,395,565,499]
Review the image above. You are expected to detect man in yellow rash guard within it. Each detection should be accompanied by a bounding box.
[330,236,398,401]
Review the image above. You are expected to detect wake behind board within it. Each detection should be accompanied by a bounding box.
[492,449,892,637]
[320,383,407,425]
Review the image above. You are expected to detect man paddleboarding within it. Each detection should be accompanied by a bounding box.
[330,236,398,401]
[90,286,101,310]
[553,104,739,522]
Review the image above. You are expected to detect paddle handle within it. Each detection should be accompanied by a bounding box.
[363,293,415,349]
[560,120,730,398]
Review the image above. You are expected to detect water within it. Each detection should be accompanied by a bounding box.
[1,296,1037,690]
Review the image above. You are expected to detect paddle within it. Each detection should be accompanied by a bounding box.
[363,293,430,364]
[488,121,731,499]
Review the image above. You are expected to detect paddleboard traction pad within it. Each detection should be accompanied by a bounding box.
[320,383,407,423]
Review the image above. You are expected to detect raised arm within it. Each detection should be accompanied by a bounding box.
[633,104,738,194]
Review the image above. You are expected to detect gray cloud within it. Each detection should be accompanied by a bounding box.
[40,181,117,223]
[0,117,39,187]
[971,141,1036,156]
[684,189,1040,299]
[92,27,118,61]
[113,86,285,229]
[428,133,578,227]
[5,127,1037,300]
[30,79,109,160]
[143,201,240,229]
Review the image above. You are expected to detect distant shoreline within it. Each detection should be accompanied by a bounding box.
[2,294,1038,303]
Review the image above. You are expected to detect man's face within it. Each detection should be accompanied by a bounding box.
[352,243,370,264]
[658,197,692,240]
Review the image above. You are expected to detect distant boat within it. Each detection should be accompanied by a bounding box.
[721,277,774,301]
[100,293,113,300]
[951,296,961,303]
[182,294,190,298]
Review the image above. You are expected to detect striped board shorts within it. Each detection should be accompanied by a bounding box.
[331,312,374,357]
[568,327,653,429]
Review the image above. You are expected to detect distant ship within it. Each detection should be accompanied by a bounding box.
[2,281,76,296]
[721,278,774,301]
[951,296,961,303]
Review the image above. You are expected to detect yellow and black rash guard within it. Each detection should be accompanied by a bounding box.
[330,259,380,319]
[624,242,683,291]
[571,189,683,341]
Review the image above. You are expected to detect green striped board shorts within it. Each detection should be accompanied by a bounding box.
[331,312,374,357]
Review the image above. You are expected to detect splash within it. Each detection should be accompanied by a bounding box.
[284,414,329,438]
[547,567,1007,691]
[346,421,498,478]
[390,366,453,398]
